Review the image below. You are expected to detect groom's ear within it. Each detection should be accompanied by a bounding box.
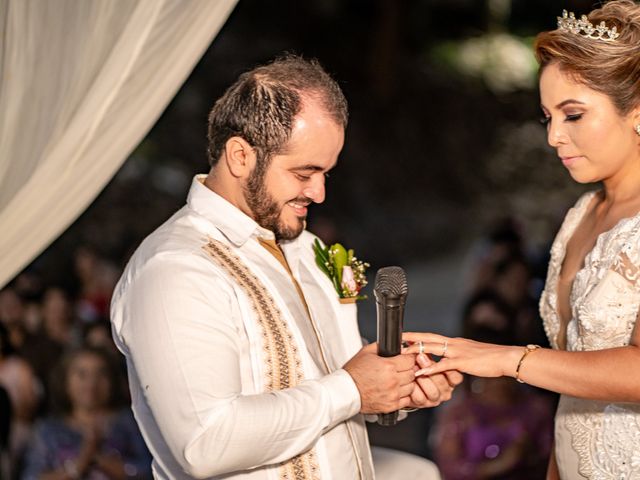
[223,137,257,178]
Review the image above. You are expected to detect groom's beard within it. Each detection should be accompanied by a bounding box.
[244,165,307,241]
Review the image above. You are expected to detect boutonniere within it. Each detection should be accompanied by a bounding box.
[313,239,370,303]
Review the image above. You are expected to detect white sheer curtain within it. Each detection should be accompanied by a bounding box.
[0,0,237,288]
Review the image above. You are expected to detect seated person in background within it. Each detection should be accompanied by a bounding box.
[20,287,80,419]
[0,322,39,477]
[431,291,554,480]
[21,346,152,480]
[0,385,13,480]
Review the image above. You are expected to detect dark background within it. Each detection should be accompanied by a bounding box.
[15,0,599,461]
[30,0,593,281]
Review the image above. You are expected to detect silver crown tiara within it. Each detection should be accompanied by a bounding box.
[557,9,620,42]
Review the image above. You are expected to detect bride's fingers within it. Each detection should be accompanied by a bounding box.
[403,341,450,356]
[415,358,456,377]
[416,353,432,369]
[402,332,449,345]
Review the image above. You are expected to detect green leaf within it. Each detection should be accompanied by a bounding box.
[330,243,348,284]
[313,239,329,262]
[313,239,333,279]
[332,275,342,296]
[315,255,331,277]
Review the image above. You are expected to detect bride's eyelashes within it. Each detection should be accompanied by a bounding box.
[565,113,583,122]
[538,113,584,127]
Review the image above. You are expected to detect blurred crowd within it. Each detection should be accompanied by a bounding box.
[0,247,152,479]
[0,217,556,479]
[429,217,556,479]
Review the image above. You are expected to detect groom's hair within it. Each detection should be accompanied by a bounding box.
[206,54,348,168]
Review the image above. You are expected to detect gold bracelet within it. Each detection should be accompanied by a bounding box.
[515,344,540,383]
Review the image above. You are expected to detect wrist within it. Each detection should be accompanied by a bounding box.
[503,346,524,378]
[514,344,541,383]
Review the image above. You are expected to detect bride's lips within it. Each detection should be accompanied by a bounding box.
[560,155,583,167]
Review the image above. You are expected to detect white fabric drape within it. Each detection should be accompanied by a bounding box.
[0,0,237,288]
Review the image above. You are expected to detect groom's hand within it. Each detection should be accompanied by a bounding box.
[408,353,463,408]
[344,343,417,414]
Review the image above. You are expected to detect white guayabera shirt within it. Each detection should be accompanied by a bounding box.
[110,175,374,479]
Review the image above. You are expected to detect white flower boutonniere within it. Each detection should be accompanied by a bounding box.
[313,239,370,303]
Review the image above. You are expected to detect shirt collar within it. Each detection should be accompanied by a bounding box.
[187,175,275,246]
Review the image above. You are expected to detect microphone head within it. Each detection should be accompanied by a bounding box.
[374,266,408,299]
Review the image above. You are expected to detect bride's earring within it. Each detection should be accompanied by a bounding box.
[635,124,640,136]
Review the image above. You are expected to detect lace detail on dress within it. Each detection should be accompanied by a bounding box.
[613,252,640,285]
[539,191,597,350]
[539,191,640,478]
[560,398,640,479]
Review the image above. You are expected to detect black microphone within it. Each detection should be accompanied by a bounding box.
[374,266,408,426]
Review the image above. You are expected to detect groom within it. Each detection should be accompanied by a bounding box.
[110,55,457,479]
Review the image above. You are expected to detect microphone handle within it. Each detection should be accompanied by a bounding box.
[378,411,399,426]
[377,301,404,426]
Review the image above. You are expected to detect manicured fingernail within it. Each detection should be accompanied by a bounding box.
[415,368,432,377]
[417,353,432,367]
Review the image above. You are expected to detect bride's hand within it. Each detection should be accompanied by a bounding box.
[403,332,522,379]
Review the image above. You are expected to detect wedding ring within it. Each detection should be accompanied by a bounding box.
[441,340,448,358]
[418,341,425,355]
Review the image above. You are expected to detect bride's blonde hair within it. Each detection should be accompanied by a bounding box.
[534,0,640,115]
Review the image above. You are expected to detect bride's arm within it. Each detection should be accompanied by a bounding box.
[403,321,640,403]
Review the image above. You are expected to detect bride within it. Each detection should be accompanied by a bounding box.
[406,1,640,478]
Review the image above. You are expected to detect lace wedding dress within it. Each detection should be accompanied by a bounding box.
[540,191,640,479]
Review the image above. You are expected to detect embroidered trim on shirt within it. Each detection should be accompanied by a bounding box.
[203,239,321,480]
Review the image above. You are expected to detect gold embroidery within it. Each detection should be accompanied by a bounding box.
[203,239,321,480]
